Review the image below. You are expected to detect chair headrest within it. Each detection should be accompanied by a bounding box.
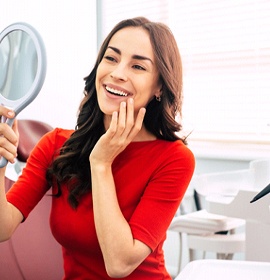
[17,119,53,162]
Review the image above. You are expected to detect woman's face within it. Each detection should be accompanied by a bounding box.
[95,27,161,118]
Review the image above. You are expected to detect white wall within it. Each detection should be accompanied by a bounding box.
[0,0,97,129]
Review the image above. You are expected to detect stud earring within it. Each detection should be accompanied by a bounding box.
[155,95,161,102]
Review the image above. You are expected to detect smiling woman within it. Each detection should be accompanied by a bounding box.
[1,17,195,279]
[96,26,161,120]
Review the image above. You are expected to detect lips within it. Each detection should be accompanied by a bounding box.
[105,85,131,97]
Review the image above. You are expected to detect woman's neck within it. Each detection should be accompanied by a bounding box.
[133,126,156,142]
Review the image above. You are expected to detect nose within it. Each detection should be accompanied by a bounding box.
[110,64,128,82]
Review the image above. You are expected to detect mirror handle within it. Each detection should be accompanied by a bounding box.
[0,157,8,168]
[0,117,15,168]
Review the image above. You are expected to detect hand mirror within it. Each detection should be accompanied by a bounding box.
[0,22,46,167]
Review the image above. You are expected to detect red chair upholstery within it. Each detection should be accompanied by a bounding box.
[17,119,53,162]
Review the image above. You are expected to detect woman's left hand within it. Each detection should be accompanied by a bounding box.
[90,98,146,165]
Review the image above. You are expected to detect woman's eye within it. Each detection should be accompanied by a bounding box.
[133,65,145,71]
[104,56,116,62]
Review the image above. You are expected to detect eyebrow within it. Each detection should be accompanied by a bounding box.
[107,46,154,65]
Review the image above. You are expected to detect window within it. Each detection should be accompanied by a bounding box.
[98,0,270,144]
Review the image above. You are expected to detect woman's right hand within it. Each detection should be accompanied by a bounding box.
[0,106,18,166]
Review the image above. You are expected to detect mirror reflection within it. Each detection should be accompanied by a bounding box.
[0,30,38,101]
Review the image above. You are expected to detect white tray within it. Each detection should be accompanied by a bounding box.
[175,259,270,280]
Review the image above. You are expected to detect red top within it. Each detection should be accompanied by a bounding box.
[7,128,195,279]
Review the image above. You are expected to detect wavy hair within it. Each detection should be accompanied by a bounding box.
[46,17,185,208]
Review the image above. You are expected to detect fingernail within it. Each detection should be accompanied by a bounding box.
[7,111,14,117]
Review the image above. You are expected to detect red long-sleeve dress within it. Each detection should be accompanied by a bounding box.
[7,128,195,279]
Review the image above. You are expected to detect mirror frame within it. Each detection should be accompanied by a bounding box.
[0,22,47,115]
[0,22,47,167]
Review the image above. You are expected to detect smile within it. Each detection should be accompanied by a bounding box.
[105,85,129,97]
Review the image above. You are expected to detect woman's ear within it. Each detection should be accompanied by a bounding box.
[154,85,162,101]
[154,88,162,102]
[155,95,162,102]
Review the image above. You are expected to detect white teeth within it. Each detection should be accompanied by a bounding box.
[106,86,128,97]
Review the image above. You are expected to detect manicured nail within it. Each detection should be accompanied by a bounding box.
[7,111,15,117]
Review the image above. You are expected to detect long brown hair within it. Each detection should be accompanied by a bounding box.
[46,17,185,208]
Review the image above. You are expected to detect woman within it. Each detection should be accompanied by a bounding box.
[0,17,195,279]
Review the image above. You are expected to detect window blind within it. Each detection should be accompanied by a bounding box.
[98,0,169,42]
[98,0,270,143]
